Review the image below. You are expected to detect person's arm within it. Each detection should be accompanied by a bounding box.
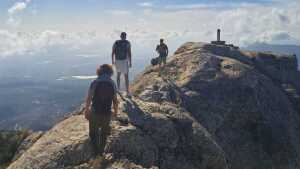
[84,87,93,120]
[112,42,116,65]
[112,94,119,118]
[128,43,132,68]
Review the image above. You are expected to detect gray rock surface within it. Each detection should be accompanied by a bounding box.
[7,98,228,169]
[12,131,43,161]
[133,42,300,169]
[7,115,94,169]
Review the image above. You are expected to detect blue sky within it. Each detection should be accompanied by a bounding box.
[0,0,282,29]
[0,0,299,58]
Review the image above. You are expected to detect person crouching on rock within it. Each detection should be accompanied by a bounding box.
[84,64,119,155]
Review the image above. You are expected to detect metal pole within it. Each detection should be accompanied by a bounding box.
[217,29,221,41]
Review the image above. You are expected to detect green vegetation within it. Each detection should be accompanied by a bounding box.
[0,130,29,168]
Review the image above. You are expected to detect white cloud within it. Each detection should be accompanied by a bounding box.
[138,2,154,8]
[143,1,300,46]
[164,2,270,10]
[106,10,132,16]
[1,1,300,57]
[7,0,33,27]
[6,17,21,27]
[0,30,107,58]
[8,2,27,15]
[166,3,217,9]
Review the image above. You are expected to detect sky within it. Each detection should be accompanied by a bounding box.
[0,0,299,58]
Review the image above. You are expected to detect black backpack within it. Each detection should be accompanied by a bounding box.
[151,57,160,66]
[92,81,115,115]
[115,40,129,60]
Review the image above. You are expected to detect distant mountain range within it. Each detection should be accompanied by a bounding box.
[246,43,300,67]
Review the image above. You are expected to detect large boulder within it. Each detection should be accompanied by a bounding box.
[12,131,43,161]
[7,97,228,169]
[7,115,93,169]
[132,42,300,169]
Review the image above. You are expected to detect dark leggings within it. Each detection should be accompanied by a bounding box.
[89,112,111,154]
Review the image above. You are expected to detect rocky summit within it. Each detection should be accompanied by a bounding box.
[7,42,300,169]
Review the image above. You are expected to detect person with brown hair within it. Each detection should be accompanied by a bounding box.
[84,64,118,155]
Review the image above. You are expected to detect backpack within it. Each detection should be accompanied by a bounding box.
[92,81,115,115]
[115,40,130,60]
[151,57,160,66]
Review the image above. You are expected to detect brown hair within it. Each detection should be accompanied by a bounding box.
[96,64,113,76]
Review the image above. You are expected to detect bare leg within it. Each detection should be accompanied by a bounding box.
[117,72,121,90]
[125,73,129,94]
